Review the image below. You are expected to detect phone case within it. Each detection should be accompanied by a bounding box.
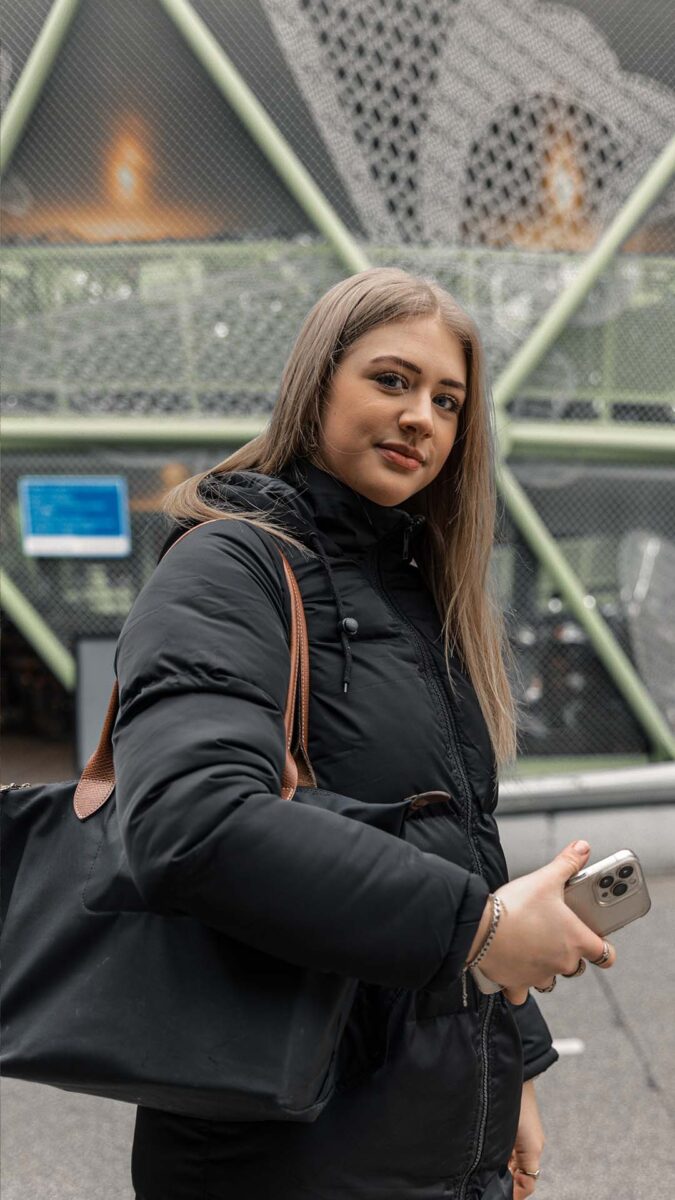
[564,848,651,936]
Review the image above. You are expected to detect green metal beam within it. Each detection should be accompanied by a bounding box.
[157,0,369,275]
[508,421,675,462]
[0,416,266,447]
[0,0,82,176]
[516,389,675,408]
[0,570,76,691]
[497,462,675,760]
[0,238,338,263]
[493,132,675,413]
[4,415,675,462]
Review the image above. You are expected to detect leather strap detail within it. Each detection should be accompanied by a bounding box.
[74,520,314,819]
[72,682,119,819]
[404,790,453,813]
[279,556,317,797]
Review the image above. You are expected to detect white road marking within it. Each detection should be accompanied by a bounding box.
[552,1037,585,1055]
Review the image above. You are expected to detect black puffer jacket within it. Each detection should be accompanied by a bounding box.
[115,457,558,1200]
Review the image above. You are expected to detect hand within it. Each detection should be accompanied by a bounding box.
[467,840,617,992]
[508,1079,544,1198]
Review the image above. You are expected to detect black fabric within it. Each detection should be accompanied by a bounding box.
[508,993,559,1081]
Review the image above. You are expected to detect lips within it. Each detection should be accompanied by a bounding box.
[376,444,424,470]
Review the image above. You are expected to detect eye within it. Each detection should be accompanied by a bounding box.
[374,372,462,414]
[434,394,462,413]
[375,371,407,390]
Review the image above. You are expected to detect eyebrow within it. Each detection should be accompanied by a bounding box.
[369,355,467,393]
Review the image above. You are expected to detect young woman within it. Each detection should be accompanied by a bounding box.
[114,268,615,1199]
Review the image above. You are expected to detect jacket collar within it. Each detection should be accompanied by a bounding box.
[280,456,426,561]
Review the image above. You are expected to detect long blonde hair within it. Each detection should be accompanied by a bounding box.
[164,267,516,763]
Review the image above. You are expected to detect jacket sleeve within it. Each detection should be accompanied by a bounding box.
[113,519,489,992]
[507,993,559,1080]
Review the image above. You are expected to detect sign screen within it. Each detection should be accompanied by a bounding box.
[19,476,131,557]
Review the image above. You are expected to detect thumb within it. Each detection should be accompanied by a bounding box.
[548,839,591,883]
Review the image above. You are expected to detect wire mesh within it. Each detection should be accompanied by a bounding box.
[1,0,674,757]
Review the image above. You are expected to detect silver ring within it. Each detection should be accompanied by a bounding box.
[516,1167,541,1178]
[534,976,557,993]
[591,940,611,966]
[561,958,586,978]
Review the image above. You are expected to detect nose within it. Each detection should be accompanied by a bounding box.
[398,390,434,439]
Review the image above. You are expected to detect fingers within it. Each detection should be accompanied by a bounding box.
[567,913,617,968]
[513,1172,537,1198]
[504,985,530,1006]
[533,975,557,993]
[547,839,591,883]
[563,904,617,971]
[589,939,616,970]
[509,1155,539,1199]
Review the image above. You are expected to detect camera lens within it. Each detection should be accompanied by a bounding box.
[612,882,628,896]
[599,875,614,889]
[618,865,634,879]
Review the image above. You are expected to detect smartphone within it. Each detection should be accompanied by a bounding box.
[470,848,652,996]
[564,847,651,936]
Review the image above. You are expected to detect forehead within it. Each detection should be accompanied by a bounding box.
[348,315,467,380]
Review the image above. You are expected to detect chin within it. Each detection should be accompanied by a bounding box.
[360,477,416,507]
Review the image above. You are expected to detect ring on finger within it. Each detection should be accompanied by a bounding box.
[534,976,557,993]
[516,1167,541,1179]
[561,958,586,978]
[591,940,611,966]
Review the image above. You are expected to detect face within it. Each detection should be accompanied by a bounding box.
[315,315,467,507]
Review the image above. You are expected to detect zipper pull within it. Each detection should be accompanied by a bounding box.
[402,515,425,564]
[461,967,468,1008]
[402,522,412,563]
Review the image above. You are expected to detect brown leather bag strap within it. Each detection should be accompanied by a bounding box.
[74,523,314,820]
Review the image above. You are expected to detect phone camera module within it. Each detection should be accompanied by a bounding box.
[599,874,615,889]
[618,865,634,879]
[612,882,628,896]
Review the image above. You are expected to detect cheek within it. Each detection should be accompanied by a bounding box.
[323,391,382,445]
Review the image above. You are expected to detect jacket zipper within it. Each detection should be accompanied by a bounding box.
[457,993,496,1200]
[371,548,494,1199]
[371,557,484,880]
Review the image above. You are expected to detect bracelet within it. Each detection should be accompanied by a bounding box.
[467,893,502,969]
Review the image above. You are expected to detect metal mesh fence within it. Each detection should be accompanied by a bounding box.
[2,447,673,756]
[496,461,674,756]
[1,0,674,758]
[2,244,673,420]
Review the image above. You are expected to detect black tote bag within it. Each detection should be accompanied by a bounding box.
[0,527,412,1121]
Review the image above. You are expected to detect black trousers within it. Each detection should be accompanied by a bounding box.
[132,1106,514,1200]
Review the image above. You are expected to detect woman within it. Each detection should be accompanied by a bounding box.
[114,268,615,1199]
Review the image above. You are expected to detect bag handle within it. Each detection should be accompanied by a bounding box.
[74,521,315,820]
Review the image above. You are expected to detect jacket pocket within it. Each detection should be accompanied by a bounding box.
[331,998,483,1182]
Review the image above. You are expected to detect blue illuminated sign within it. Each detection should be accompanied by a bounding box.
[18,476,131,557]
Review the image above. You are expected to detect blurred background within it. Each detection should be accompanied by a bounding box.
[1,0,674,782]
[1,2,674,1195]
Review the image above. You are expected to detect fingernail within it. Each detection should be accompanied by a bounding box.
[573,840,590,853]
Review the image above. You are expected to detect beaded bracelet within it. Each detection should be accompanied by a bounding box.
[467,893,503,969]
